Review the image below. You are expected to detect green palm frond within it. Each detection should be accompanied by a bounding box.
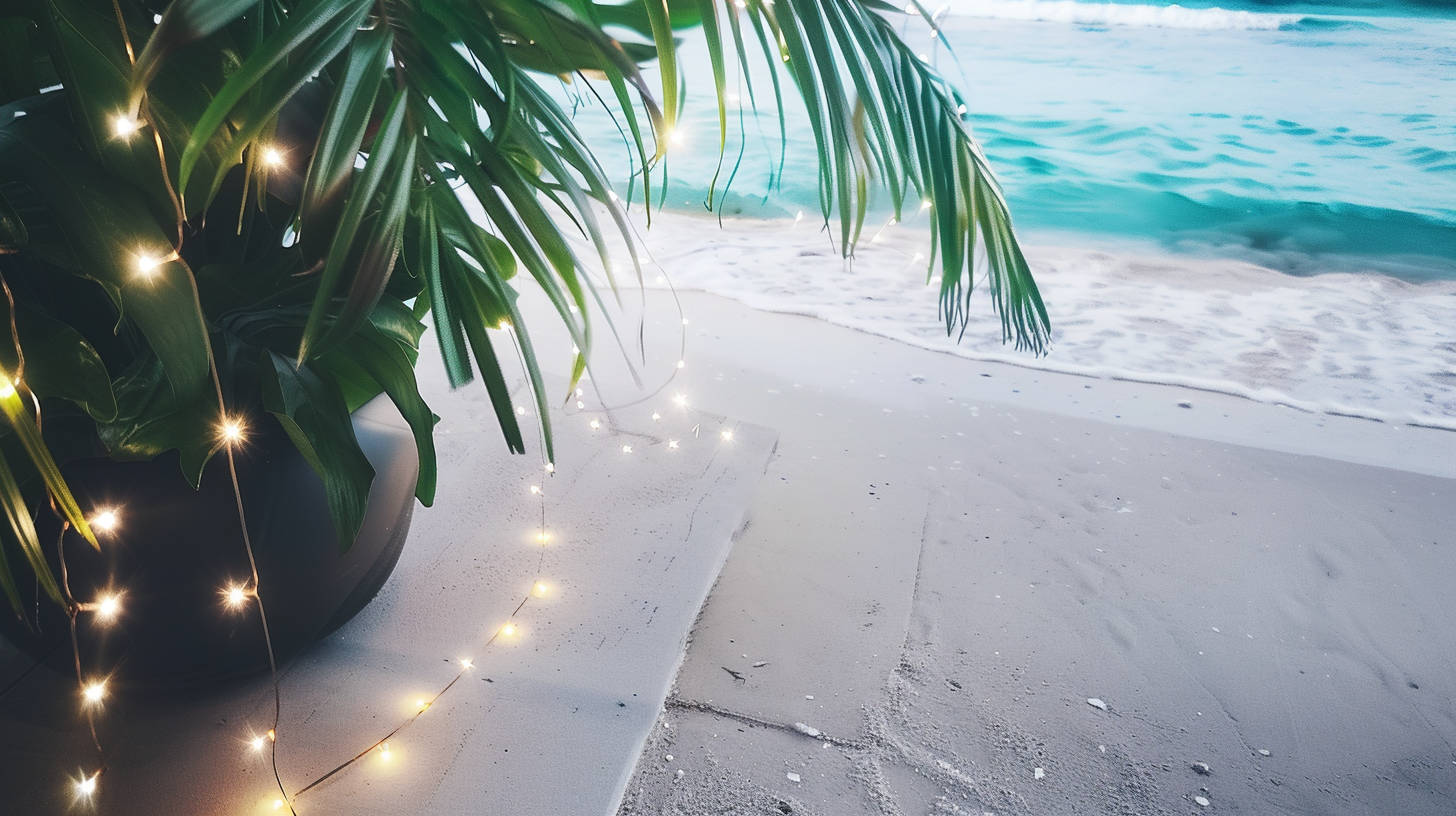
[0,0,1049,615]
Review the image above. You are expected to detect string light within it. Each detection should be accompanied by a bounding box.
[222,583,250,610]
[112,115,140,139]
[621,445,632,454]
[529,485,541,494]
[379,742,391,761]
[82,680,106,705]
[92,509,119,531]
[260,146,285,168]
[273,798,286,810]
[676,360,686,369]
[500,624,516,637]
[721,430,734,441]
[217,417,246,446]
[589,419,600,429]
[532,582,548,598]
[135,253,165,277]
[673,394,688,407]
[682,318,690,325]
[94,593,121,622]
[416,699,430,711]
[460,658,474,669]
[251,736,266,751]
[75,772,99,797]
[668,440,679,449]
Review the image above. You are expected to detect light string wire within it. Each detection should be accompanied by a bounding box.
[289,328,553,804]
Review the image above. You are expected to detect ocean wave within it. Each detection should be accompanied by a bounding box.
[942,0,1308,29]
[602,211,1456,429]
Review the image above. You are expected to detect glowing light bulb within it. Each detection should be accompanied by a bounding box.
[251,736,266,751]
[95,594,121,621]
[576,388,584,397]
[921,199,932,211]
[135,254,164,277]
[572,345,580,355]
[673,394,687,407]
[82,680,106,704]
[676,360,686,369]
[621,445,632,454]
[76,774,98,796]
[668,440,679,449]
[498,319,512,330]
[0,376,13,399]
[416,699,429,710]
[380,742,392,760]
[92,509,119,531]
[651,412,661,421]
[682,318,690,325]
[223,583,249,609]
[218,418,246,446]
[721,430,734,441]
[589,419,600,429]
[545,463,555,473]
[530,485,541,495]
[535,531,551,543]
[958,104,967,114]
[261,146,284,167]
[533,582,548,597]
[460,658,474,669]
[913,252,925,262]
[516,406,526,415]
[501,623,516,636]
[273,798,285,810]
[112,115,139,138]
[668,128,686,147]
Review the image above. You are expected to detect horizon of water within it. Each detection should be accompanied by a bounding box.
[563,0,1455,282]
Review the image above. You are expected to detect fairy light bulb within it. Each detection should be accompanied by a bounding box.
[682,318,690,325]
[794,210,804,225]
[0,376,13,399]
[416,698,429,711]
[95,594,121,621]
[501,623,516,636]
[273,799,285,810]
[92,509,119,531]
[721,430,734,441]
[223,583,249,609]
[261,146,284,168]
[516,406,526,415]
[545,463,555,473]
[82,680,106,704]
[135,253,164,277]
[621,445,632,454]
[380,742,392,760]
[673,394,688,407]
[533,582,548,597]
[676,360,686,369]
[218,418,246,446]
[668,440,679,449]
[529,485,540,495]
[921,199,932,211]
[251,736,266,751]
[651,412,661,421]
[460,658,474,669]
[498,319,512,330]
[589,419,600,430]
[112,115,139,138]
[76,773,98,796]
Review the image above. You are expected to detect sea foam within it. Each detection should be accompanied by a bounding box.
[601,211,1456,430]
[942,0,1304,29]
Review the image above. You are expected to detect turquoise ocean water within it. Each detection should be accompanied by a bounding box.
[565,0,1456,282]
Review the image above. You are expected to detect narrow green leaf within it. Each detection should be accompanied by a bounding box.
[0,449,59,608]
[261,350,375,551]
[0,381,95,548]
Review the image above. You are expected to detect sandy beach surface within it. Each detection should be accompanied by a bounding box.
[537,277,1456,816]
[1,220,1452,815]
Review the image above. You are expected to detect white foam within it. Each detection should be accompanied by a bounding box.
[591,211,1456,431]
[942,0,1302,30]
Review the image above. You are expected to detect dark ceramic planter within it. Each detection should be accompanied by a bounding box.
[0,396,418,689]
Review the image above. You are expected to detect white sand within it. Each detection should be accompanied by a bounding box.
[561,285,1456,816]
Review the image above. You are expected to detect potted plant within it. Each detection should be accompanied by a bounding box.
[0,0,1048,685]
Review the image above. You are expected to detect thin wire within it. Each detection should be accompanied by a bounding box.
[291,337,554,803]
